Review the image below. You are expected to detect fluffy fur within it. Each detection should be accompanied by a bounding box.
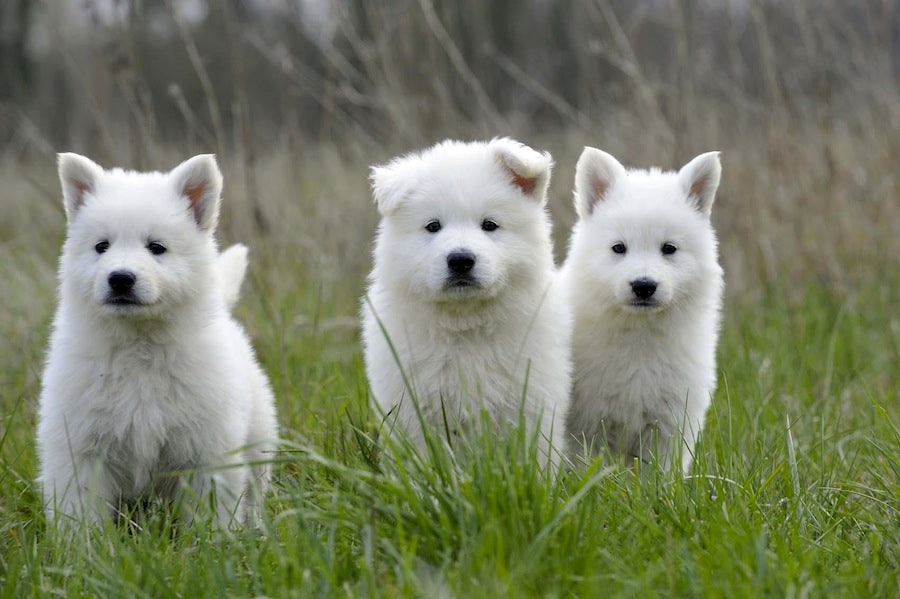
[562,147,724,472]
[362,138,571,465]
[37,153,278,528]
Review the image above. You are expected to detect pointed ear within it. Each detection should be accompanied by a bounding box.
[370,155,424,217]
[573,147,625,220]
[370,164,402,217]
[678,151,721,217]
[492,138,553,204]
[58,153,104,221]
[170,154,223,231]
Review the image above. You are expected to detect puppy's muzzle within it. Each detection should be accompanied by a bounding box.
[107,270,139,304]
[447,250,476,275]
[630,277,657,301]
[445,250,479,289]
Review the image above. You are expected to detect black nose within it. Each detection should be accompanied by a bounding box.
[630,278,657,299]
[108,271,136,294]
[447,251,476,275]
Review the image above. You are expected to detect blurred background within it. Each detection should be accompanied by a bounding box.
[0,4,897,590]
[1,0,898,338]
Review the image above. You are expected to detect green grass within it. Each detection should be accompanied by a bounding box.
[0,231,896,598]
[2,0,897,590]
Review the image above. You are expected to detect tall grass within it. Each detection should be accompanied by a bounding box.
[1,270,897,595]
[1,1,898,596]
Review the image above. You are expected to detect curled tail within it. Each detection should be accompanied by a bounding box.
[218,244,249,310]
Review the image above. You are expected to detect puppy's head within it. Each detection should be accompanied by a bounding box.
[57,153,223,320]
[569,148,721,314]
[369,138,554,305]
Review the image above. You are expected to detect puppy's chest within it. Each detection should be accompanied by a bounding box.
[576,337,689,415]
[412,335,525,401]
[85,348,201,456]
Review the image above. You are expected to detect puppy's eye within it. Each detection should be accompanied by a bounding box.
[147,242,167,255]
[95,241,110,254]
[425,220,441,233]
[661,242,678,255]
[611,243,627,254]
[481,219,499,232]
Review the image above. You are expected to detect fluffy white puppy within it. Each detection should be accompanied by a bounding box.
[362,138,571,465]
[562,147,724,473]
[37,153,278,528]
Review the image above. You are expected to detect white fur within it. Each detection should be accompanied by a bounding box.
[217,244,249,310]
[37,153,278,528]
[562,147,724,473]
[362,138,571,465]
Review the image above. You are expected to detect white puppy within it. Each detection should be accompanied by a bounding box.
[562,148,724,472]
[37,153,278,528]
[362,138,571,465]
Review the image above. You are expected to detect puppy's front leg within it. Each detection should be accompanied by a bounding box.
[178,466,247,528]
[42,454,117,530]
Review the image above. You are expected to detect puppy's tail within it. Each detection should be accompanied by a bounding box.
[218,244,249,310]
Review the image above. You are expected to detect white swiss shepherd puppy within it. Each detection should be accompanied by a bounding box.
[362,138,572,466]
[562,147,724,473]
[37,153,279,528]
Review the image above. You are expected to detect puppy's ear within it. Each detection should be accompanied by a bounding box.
[58,153,104,221]
[492,138,553,204]
[370,156,422,216]
[170,154,223,231]
[573,147,625,220]
[678,151,721,217]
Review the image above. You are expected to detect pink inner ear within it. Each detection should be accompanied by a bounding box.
[184,183,206,224]
[507,169,537,195]
[690,176,707,198]
[185,183,205,204]
[591,179,609,203]
[71,180,92,210]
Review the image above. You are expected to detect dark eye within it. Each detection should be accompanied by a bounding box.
[611,243,627,254]
[481,219,499,232]
[661,242,678,255]
[425,220,441,233]
[95,240,110,254]
[147,242,167,255]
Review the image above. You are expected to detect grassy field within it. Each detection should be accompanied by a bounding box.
[1,2,897,595]
[0,139,897,597]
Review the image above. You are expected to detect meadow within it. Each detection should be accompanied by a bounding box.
[0,140,896,596]
[1,1,898,596]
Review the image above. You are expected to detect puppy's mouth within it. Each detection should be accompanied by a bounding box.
[443,276,482,294]
[104,294,146,308]
[626,299,664,311]
[630,299,656,307]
